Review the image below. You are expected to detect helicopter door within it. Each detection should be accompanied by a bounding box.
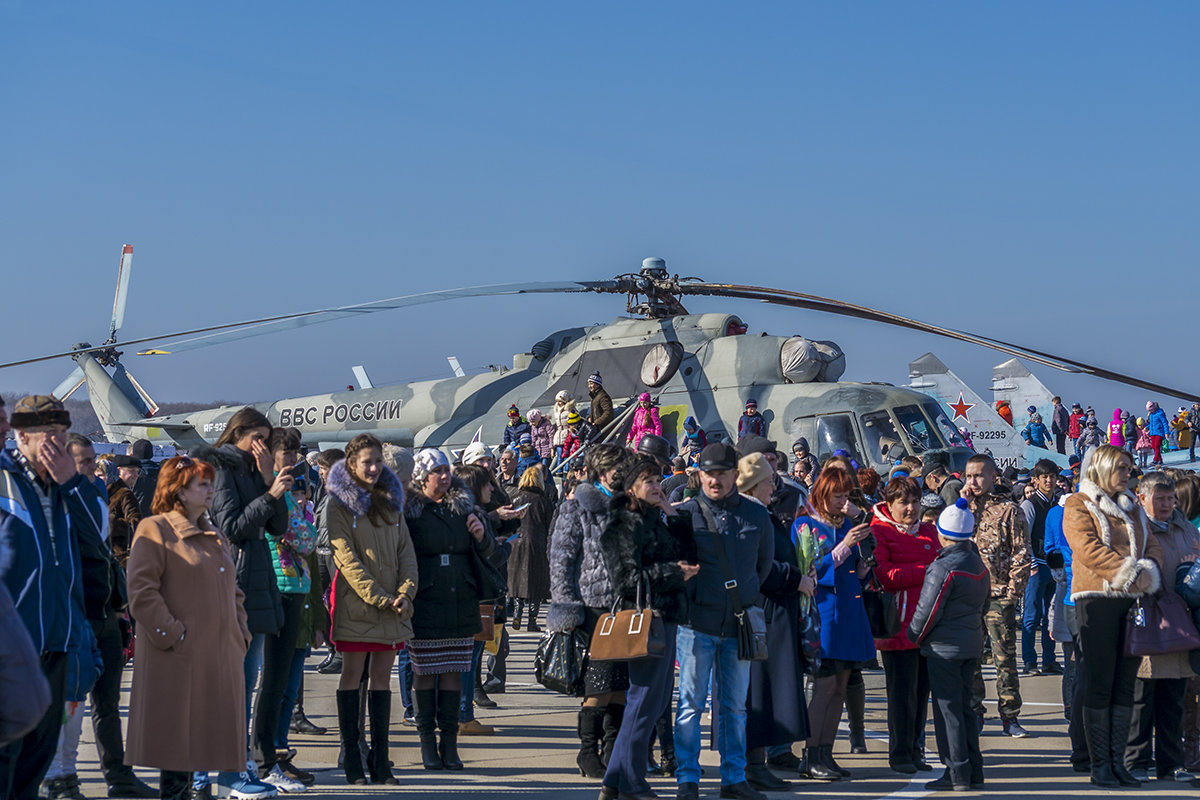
[812,413,866,466]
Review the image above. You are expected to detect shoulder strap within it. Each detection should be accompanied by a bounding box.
[698,498,745,615]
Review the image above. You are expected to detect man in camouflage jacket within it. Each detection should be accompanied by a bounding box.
[961,455,1033,737]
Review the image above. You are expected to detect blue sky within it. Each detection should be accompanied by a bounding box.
[2,3,1197,419]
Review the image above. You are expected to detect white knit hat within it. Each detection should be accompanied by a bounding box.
[936,498,975,541]
[413,448,450,483]
[461,442,494,466]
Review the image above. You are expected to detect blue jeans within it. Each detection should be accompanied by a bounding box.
[275,648,308,749]
[604,624,677,794]
[459,640,486,722]
[1022,563,1057,669]
[675,626,752,786]
[396,646,414,718]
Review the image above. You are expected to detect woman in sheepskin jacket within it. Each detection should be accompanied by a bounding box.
[1063,444,1163,789]
[404,449,494,772]
[325,433,417,786]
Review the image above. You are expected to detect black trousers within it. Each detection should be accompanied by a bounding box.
[881,650,929,767]
[1055,433,1067,455]
[1067,641,1090,769]
[1076,596,1138,708]
[0,651,67,800]
[253,593,304,770]
[91,614,135,785]
[1127,677,1186,776]
[928,655,983,787]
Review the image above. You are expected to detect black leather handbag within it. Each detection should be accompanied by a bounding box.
[534,629,588,696]
[862,573,903,639]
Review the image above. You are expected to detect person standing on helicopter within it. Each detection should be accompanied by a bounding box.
[586,373,614,434]
[738,400,766,442]
[680,417,707,466]
[502,406,531,450]
[626,394,662,450]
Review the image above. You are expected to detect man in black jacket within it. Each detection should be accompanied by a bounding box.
[64,435,154,799]
[673,443,773,800]
[908,499,991,792]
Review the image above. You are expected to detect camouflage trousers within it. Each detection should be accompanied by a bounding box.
[971,598,1022,721]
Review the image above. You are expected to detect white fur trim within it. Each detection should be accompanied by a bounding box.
[1135,559,1161,595]
[1111,555,1140,592]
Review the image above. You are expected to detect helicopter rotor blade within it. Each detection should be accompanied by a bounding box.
[0,280,616,370]
[681,282,1200,403]
[52,366,87,401]
[109,244,134,343]
[134,281,617,356]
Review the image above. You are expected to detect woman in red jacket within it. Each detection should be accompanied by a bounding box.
[871,476,941,774]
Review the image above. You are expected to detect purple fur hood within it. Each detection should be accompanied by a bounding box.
[325,459,405,517]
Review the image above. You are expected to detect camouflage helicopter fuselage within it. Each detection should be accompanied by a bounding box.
[98,312,971,473]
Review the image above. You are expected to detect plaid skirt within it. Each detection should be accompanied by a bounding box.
[407,637,475,675]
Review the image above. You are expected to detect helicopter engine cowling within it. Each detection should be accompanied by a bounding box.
[781,336,847,383]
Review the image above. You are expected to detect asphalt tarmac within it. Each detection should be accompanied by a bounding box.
[72,621,1196,799]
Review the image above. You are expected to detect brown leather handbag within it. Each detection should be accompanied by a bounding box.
[475,602,496,642]
[588,575,665,662]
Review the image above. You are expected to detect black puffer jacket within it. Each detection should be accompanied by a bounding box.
[404,477,495,639]
[195,444,287,635]
[907,540,991,660]
[600,501,696,625]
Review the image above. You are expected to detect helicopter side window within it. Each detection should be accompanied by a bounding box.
[860,410,907,462]
[893,404,942,452]
[814,414,865,466]
[922,401,968,448]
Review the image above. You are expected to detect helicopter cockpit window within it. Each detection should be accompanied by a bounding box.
[922,401,969,448]
[860,410,907,461]
[893,404,944,452]
[814,414,865,466]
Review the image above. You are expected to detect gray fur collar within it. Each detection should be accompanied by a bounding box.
[404,476,475,520]
[574,482,611,515]
[326,460,405,517]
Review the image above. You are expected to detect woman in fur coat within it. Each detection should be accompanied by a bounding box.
[596,455,696,800]
[548,443,629,778]
[507,464,554,632]
[1063,444,1163,788]
[404,449,494,772]
[325,434,417,785]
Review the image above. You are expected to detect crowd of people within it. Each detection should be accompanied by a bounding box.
[4,380,1200,800]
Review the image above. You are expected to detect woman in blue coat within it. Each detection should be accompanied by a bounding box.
[793,467,875,781]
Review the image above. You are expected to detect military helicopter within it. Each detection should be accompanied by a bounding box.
[5,248,1198,475]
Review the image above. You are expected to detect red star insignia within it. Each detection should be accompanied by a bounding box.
[949,393,975,423]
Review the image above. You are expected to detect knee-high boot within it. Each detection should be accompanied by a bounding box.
[577,707,606,778]
[846,678,867,754]
[437,689,464,770]
[1082,707,1117,787]
[1109,706,1140,787]
[1185,682,1200,771]
[600,703,625,767]
[367,691,398,785]
[414,688,443,770]
[336,689,368,785]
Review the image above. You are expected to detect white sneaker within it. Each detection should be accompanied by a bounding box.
[259,766,305,794]
[215,775,277,800]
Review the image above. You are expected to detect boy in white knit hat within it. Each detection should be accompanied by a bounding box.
[908,499,992,792]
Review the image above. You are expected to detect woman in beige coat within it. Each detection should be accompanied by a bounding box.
[1064,444,1163,789]
[125,456,251,800]
[1125,471,1200,781]
[325,433,418,786]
